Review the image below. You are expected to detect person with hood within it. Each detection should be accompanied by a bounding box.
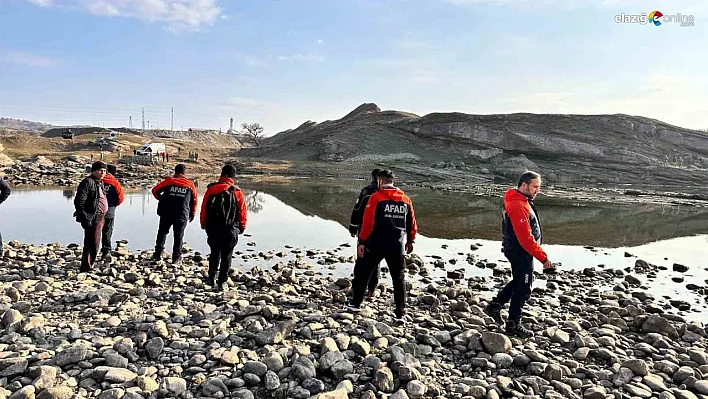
[348,168,381,298]
[483,171,553,338]
[74,161,109,272]
[200,164,247,291]
[101,164,124,259]
[0,176,12,255]
[348,170,417,319]
[151,163,197,264]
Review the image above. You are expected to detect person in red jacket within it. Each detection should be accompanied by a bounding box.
[200,164,247,291]
[151,163,198,264]
[484,171,553,338]
[348,170,417,319]
[101,164,125,260]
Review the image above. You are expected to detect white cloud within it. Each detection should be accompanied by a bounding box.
[0,50,57,67]
[317,39,324,45]
[25,0,223,30]
[27,0,54,6]
[277,54,325,62]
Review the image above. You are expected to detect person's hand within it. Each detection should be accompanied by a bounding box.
[189,216,194,222]
[357,245,365,258]
[543,258,553,269]
[406,243,414,254]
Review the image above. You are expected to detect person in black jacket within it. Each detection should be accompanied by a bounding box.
[151,163,198,264]
[349,169,381,298]
[74,161,109,272]
[0,177,12,256]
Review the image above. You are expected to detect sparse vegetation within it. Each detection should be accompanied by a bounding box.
[241,122,264,147]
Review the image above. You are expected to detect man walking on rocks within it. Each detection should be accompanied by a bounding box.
[348,170,417,319]
[74,161,109,272]
[200,164,247,291]
[0,176,12,256]
[484,171,553,338]
[348,168,381,298]
[151,163,198,264]
[101,164,124,260]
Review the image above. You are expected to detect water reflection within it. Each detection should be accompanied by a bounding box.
[246,179,708,248]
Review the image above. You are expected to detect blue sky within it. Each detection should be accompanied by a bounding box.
[0,0,706,134]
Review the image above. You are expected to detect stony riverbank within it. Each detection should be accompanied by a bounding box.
[1,241,707,399]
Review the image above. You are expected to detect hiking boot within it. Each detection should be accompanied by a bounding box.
[151,251,163,262]
[346,302,361,313]
[505,319,534,338]
[172,257,182,266]
[205,276,215,288]
[80,264,91,273]
[216,281,227,292]
[394,307,405,320]
[483,302,504,324]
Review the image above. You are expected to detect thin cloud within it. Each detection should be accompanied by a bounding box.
[24,0,223,30]
[277,54,325,62]
[1,50,57,67]
[27,0,54,6]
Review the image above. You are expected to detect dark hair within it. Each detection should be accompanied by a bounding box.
[378,169,395,183]
[221,164,237,178]
[517,171,541,187]
[175,163,187,175]
[371,168,381,180]
[107,164,117,175]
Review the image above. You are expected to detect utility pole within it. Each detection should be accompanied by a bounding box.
[129,116,132,129]
[147,120,150,131]
[141,108,145,131]
[171,107,174,134]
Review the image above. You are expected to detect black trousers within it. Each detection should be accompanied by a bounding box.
[493,250,534,321]
[207,232,238,283]
[353,256,379,292]
[155,217,187,260]
[101,217,115,253]
[351,248,405,311]
[81,215,105,271]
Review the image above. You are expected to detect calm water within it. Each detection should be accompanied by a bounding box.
[1,178,706,318]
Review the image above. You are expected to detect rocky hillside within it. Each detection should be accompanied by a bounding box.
[241,104,708,188]
[0,117,53,134]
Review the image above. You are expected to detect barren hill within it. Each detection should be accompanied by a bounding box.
[241,103,708,187]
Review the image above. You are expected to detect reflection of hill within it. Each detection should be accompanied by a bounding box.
[250,180,708,248]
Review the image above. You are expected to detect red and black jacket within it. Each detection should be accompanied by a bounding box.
[501,188,547,262]
[358,185,417,254]
[102,173,124,218]
[199,177,248,234]
[151,175,198,221]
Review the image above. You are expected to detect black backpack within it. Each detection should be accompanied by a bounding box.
[205,184,238,229]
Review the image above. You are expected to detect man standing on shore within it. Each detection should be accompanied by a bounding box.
[101,164,124,260]
[0,176,12,256]
[348,170,417,319]
[200,164,248,291]
[484,171,552,338]
[349,168,381,298]
[74,161,108,272]
[151,163,198,264]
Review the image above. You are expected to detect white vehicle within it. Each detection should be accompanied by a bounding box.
[136,142,166,156]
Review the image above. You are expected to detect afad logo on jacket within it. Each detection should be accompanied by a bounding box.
[384,203,407,219]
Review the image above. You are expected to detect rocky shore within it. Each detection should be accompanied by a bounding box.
[1,241,707,399]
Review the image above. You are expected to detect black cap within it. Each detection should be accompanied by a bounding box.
[221,164,237,178]
[91,161,107,172]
